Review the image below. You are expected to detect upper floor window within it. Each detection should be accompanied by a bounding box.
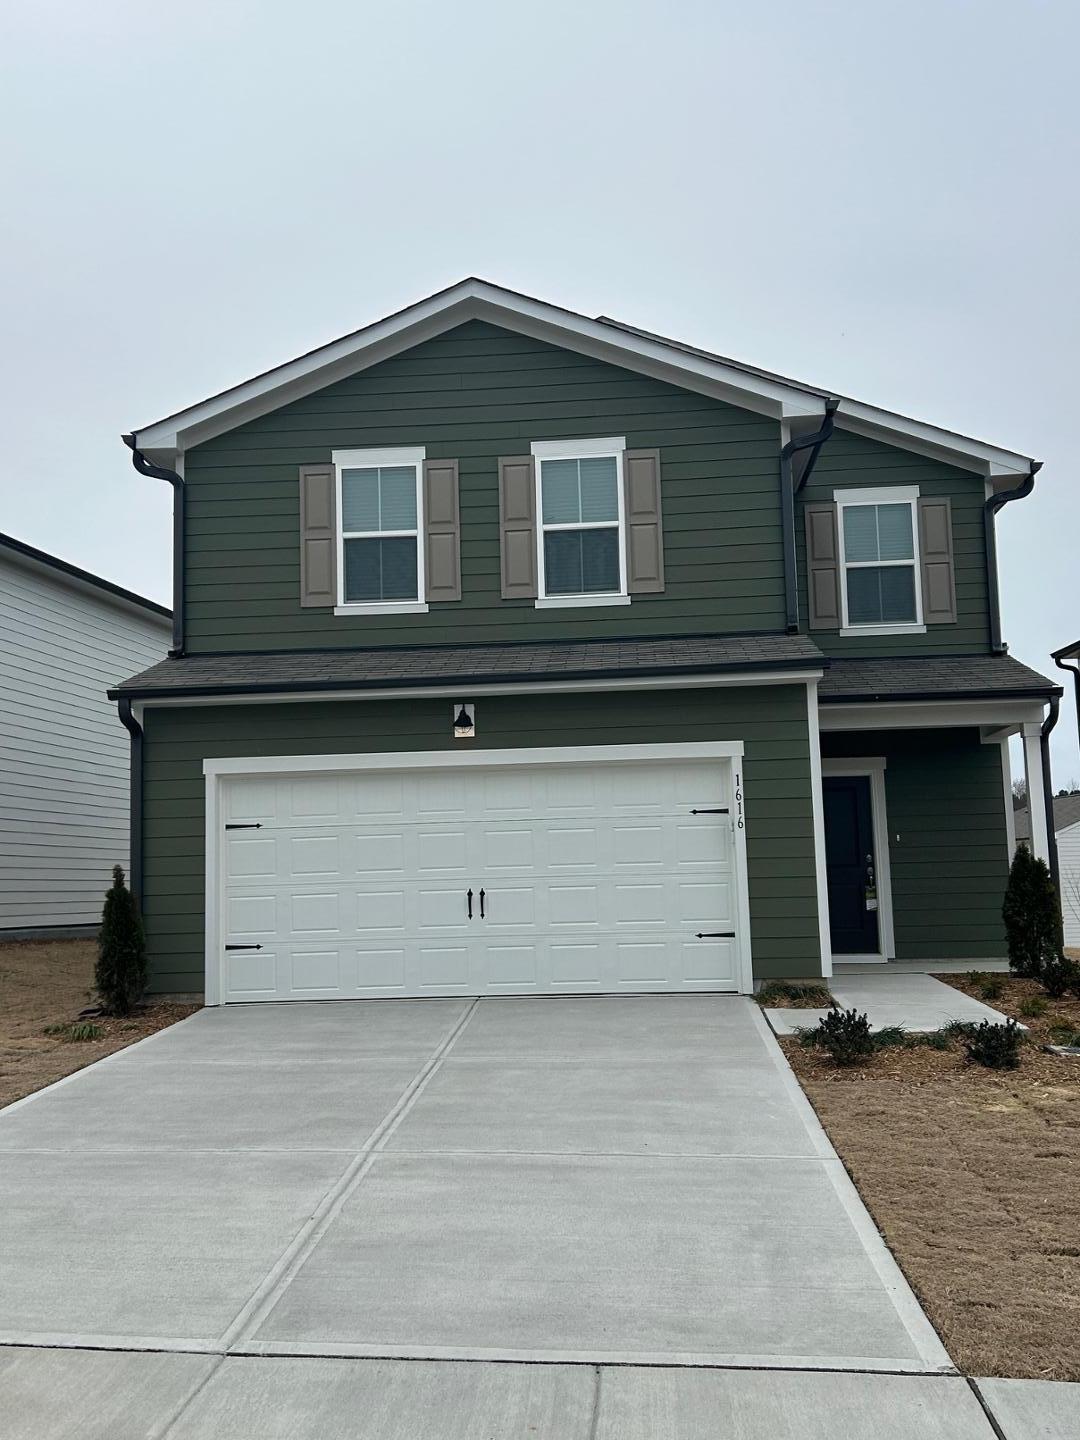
[531,437,629,608]
[835,486,924,634]
[333,447,427,614]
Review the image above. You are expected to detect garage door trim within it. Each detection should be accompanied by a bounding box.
[203,742,753,1004]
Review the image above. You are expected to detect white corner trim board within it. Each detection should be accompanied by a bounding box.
[203,741,754,1006]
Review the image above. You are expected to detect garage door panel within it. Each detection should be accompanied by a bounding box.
[217,756,746,1001]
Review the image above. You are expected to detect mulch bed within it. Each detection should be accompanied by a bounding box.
[781,972,1080,1380]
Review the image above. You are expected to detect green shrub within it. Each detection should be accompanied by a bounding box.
[1040,952,1080,1000]
[978,975,1005,1002]
[871,1025,908,1050]
[95,866,147,1017]
[941,1019,980,1039]
[964,1018,1024,1070]
[1019,995,1047,1019]
[1002,843,1062,979]
[916,1029,954,1052]
[810,1008,876,1066]
[756,980,835,1008]
[42,1022,102,1042]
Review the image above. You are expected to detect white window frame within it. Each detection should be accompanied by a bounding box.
[834,485,925,636]
[332,446,428,615]
[530,436,630,609]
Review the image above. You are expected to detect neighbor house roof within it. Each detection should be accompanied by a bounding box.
[127,279,1038,487]
[110,633,825,700]
[819,655,1060,704]
[0,531,171,623]
[1015,793,1080,842]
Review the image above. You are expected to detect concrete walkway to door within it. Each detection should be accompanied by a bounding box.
[0,993,1021,1438]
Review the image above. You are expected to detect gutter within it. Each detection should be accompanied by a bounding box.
[1041,693,1062,902]
[117,698,144,908]
[123,435,185,656]
[1052,640,1080,745]
[781,399,840,633]
[984,462,1040,654]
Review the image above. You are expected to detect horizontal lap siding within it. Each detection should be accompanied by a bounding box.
[141,685,820,994]
[798,430,992,655]
[182,322,785,650]
[822,728,1009,958]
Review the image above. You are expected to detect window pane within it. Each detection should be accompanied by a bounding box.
[842,505,880,563]
[578,456,618,522]
[378,466,417,530]
[341,469,380,532]
[544,527,619,595]
[343,537,418,602]
[846,565,916,625]
[543,530,583,594]
[541,459,581,524]
[876,503,914,561]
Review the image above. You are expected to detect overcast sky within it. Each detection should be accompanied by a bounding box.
[2,0,1077,779]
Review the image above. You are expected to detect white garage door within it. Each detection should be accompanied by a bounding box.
[213,751,747,1002]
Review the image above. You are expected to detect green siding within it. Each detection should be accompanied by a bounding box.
[822,728,1009,958]
[798,429,992,655]
[141,685,821,994]
[183,320,787,651]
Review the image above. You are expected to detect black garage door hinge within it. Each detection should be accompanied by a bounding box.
[690,808,729,815]
[225,822,263,830]
[225,943,263,951]
[695,932,736,939]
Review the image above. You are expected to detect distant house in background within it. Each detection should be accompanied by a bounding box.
[1015,792,1080,948]
[0,533,171,935]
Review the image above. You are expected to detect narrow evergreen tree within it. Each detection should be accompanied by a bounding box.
[95,865,147,1016]
[1001,843,1062,978]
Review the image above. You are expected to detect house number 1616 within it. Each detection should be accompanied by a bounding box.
[734,771,744,829]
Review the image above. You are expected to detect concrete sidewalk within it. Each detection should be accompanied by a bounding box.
[766,972,1014,1035]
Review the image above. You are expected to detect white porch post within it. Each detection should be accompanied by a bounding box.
[806,681,833,977]
[1000,738,1017,860]
[1022,721,1050,863]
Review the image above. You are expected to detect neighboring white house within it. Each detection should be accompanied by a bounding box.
[1015,792,1080,948]
[0,533,171,933]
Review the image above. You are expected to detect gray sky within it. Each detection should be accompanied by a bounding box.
[2,0,1077,779]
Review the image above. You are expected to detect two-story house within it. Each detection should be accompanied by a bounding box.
[111,280,1060,1004]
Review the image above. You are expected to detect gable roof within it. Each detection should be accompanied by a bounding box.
[128,279,1037,487]
[1015,792,1080,841]
[0,531,171,623]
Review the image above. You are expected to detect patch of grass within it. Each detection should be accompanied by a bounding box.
[1020,995,1048,1019]
[755,980,835,1008]
[965,1018,1024,1070]
[1048,1024,1080,1048]
[871,1025,908,1050]
[941,1019,980,1040]
[41,1021,102,1043]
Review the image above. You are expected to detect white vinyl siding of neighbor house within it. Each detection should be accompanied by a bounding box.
[1059,821,1080,948]
[0,554,170,930]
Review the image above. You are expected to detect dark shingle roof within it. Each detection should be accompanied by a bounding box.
[1015,793,1080,842]
[111,632,824,700]
[819,654,1060,703]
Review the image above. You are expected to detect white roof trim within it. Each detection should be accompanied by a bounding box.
[129,278,1037,482]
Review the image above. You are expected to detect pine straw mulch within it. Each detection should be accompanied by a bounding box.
[0,939,199,1109]
[780,972,1080,1381]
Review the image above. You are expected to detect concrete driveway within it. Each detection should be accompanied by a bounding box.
[1,994,1011,1438]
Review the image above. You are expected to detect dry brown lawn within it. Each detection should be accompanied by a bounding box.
[0,939,198,1109]
[782,972,1080,1380]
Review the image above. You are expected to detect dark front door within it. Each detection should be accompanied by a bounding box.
[823,775,880,955]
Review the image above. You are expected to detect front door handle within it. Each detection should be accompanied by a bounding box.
[466,888,473,919]
[479,888,486,919]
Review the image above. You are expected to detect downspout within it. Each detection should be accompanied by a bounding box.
[984,462,1040,654]
[123,434,185,656]
[117,698,144,909]
[781,397,840,633]
[1053,644,1080,745]
[1041,693,1061,904]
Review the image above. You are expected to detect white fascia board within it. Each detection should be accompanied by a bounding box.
[136,667,826,710]
[820,697,1047,731]
[836,405,1034,483]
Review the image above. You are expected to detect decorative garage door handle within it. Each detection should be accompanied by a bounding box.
[694,932,736,939]
[225,822,262,830]
[690,808,729,815]
[479,888,486,919]
[225,943,263,950]
[466,889,473,919]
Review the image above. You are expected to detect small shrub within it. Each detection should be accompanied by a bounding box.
[42,1022,102,1043]
[979,975,1006,1002]
[917,1028,954,1052]
[1040,952,1080,1000]
[941,1019,980,1039]
[964,1018,1024,1070]
[1048,1023,1080,1047]
[811,1008,875,1066]
[756,980,835,1008]
[1019,995,1048,1019]
[871,1025,908,1050]
[1002,843,1062,978]
[95,865,147,1017]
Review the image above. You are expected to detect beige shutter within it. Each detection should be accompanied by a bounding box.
[498,456,538,599]
[804,503,841,629]
[298,464,336,608]
[623,448,665,593]
[423,459,461,602]
[918,497,957,624]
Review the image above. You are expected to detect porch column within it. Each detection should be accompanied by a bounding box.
[1022,721,1050,864]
